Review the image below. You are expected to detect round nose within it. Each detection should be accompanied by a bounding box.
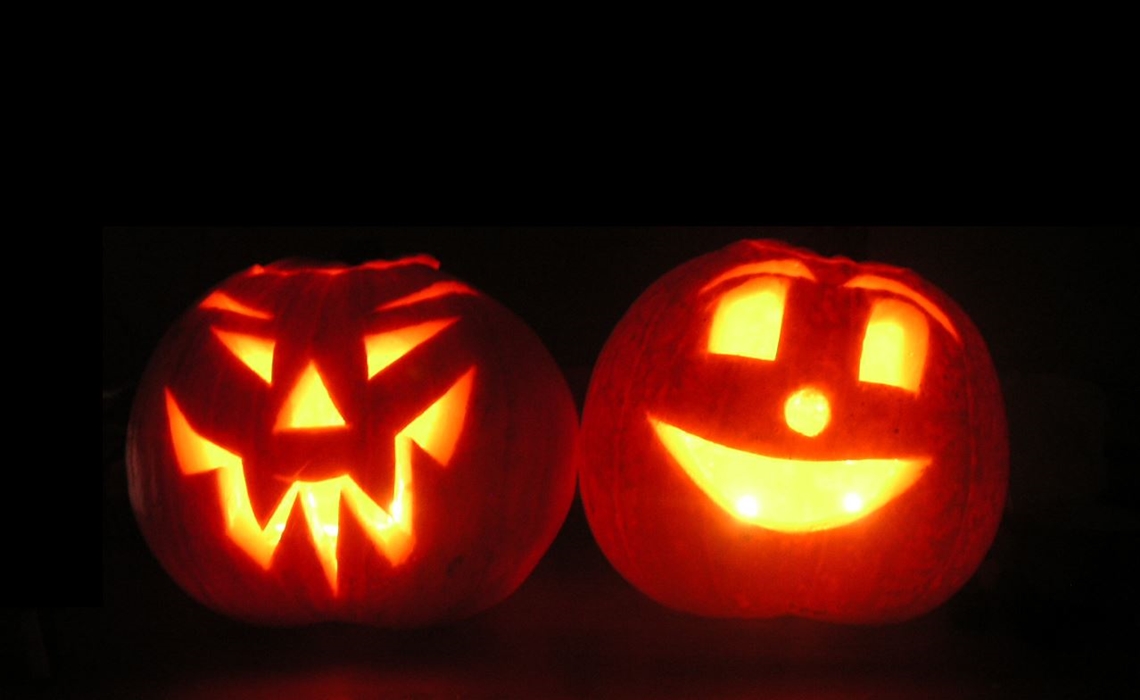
[784,387,830,437]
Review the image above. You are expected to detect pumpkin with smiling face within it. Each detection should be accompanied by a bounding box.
[578,239,1008,623]
[127,256,578,628]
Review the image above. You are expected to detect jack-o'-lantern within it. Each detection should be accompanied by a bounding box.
[127,256,578,628]
[577,239,1007,623]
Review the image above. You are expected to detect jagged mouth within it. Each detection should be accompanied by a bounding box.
[649,416,930,532]
[163,369,473,594]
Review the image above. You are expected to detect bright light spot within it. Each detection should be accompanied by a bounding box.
[275,363,346,431]
[842,492,864,513]
[212,329,276,383]
[700,259,817,293]
[164,363,476,595]
[844,274,959,344]
[784,387,831,437]
[858,299,929,393]
[401,368,474,466]
[199,291,272,319]
[365,318,459,379]
[735,495,759,518]
[650,416,931,532]
[707,277,789,361]
[377,281,477,310]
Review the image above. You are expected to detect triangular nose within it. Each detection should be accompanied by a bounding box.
[274,362,346,431]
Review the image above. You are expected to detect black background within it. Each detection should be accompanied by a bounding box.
[18,226,1140,698]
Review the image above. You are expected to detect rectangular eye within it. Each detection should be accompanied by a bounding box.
[858,299,929,393]
[212,329,275,383]
[365,318,458,379]
[707,277,790,361]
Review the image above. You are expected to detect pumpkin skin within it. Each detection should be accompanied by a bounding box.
[127,256,578,628]
[578,239,1008,624]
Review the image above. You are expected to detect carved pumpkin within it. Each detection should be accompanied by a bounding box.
[127,256,578,628]
[578,239,1008,623]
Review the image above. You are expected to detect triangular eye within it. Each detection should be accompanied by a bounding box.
[365,318,458,379]
[213,329,276,383]
[858,299,929,393]
[400,368,475,466]
[707,276,790,361]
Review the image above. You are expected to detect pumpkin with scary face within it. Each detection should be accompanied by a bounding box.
[127,256,578,628]
[578,239,1007,623]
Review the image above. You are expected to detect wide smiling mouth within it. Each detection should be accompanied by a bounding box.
[649,416,930,532]
[162,366,475,595]
[165,390,416,594]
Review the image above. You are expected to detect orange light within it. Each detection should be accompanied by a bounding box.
[199,291,272,319]
[365,318,459,379]
[708,277,790,361]
[401,368,475,465]
[164,364,475,593]
[274,363,346,431]
[783,387,830,437]
[858,299,929,393]
[213,329,276,383]
[650,416,929,532]
[700,259,816,293]
[844,274,958,343]
[377,281,477,310]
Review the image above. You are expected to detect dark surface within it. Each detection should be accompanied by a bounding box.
[20,226,1139,698]
[56,495,1140,698]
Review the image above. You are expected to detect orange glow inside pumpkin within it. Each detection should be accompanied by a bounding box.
[164,366,474,593]
[783,387,830,437]
[650,416,930,531]
[857,298,929,393]
[212,329,276,383]
[649,264,961,531]
[377,281,477,309]
[844,274,958,343]
[700,258,816,294]
[705,259,816,362]
[167,278,484,592]
[275,362,347,431]
[708,276,790,361]
[200,291,273,319]
[365,318,459,379]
